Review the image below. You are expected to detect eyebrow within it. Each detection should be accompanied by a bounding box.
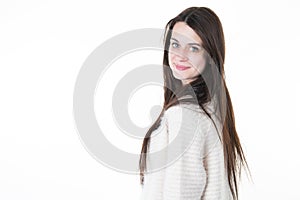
[171,37,202,47]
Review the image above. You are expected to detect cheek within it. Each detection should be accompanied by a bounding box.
[190,55,207,73]
[168,53,175,65]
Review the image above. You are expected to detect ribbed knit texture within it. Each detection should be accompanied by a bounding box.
[140,103,233,200]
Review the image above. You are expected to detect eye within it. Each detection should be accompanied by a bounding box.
[171,42,180,48]
[190,46,200,52]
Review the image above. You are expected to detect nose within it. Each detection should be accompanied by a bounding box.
[173,49,189,62]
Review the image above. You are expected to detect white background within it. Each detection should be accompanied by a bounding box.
[1,0,300,199]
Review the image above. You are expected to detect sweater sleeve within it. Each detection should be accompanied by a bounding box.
[162,105,209,200]
[140,117,168,200]
[200,115,232,200]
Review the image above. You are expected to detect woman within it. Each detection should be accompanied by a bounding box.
[139,7,248,200]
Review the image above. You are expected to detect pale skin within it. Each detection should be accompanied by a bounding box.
[168,22,207,85]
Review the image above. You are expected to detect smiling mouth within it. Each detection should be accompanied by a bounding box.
[175,64,191,71]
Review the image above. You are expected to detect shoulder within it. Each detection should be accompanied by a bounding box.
[164,103,221,139]
[163,103,214,135]
[164,103,211,124]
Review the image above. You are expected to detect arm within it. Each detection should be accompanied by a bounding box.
[162,105,208,200]
[200,117,232,200]
[140,118,168,200]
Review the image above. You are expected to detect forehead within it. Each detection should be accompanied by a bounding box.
[171,22,202,44]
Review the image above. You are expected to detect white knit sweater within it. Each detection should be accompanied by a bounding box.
[139,102,233,200]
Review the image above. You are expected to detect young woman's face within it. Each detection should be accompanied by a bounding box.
[168,22,207,85]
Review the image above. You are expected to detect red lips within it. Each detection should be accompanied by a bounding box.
[175,64,190,71]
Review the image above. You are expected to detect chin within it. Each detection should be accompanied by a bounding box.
[173,74,186,82]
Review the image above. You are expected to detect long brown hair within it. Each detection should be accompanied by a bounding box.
[139,7,248,200]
